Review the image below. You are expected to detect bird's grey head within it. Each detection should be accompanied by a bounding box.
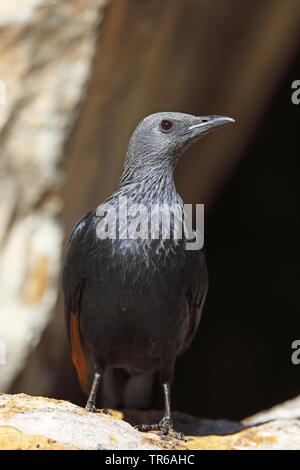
[121,112,234,185]
[129,111,233,158]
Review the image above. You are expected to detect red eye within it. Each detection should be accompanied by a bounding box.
[161,120,173,131]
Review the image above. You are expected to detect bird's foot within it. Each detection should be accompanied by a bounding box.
[135,417,185,440]
[85,402,112,415]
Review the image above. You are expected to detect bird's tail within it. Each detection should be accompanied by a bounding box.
[101,367,154,410]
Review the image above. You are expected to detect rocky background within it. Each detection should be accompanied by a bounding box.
[0,0,299,433]
[0,0,108,391]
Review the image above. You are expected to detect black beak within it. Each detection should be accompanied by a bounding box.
[188,115,235,136]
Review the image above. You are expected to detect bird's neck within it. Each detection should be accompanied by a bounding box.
[117,159,180,205]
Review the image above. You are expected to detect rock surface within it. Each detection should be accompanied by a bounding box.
[0,0,108,391]
[0,393,299,450]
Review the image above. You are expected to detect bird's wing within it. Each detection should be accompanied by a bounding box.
[63,211,95,394]
[180,250,208,354]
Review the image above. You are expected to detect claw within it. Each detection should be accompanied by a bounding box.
[85,403,112,415]
[135,417,185,440]
[85,402,97,413]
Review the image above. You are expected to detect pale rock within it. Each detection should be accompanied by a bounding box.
[0,0,109,391]
[0,393,299,450]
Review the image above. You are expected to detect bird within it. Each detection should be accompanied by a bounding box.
[63,112,234,439]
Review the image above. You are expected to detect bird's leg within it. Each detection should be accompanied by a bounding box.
[85,371,100,412]
[158,383,185,439]
[85,369,111,415]
[135,382,185,440]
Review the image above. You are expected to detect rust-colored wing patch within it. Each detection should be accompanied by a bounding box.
[70,311,88,393]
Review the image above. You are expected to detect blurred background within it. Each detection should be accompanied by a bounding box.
[0,0,299,421]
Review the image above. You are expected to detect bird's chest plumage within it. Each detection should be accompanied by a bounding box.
[80,236,191,371]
